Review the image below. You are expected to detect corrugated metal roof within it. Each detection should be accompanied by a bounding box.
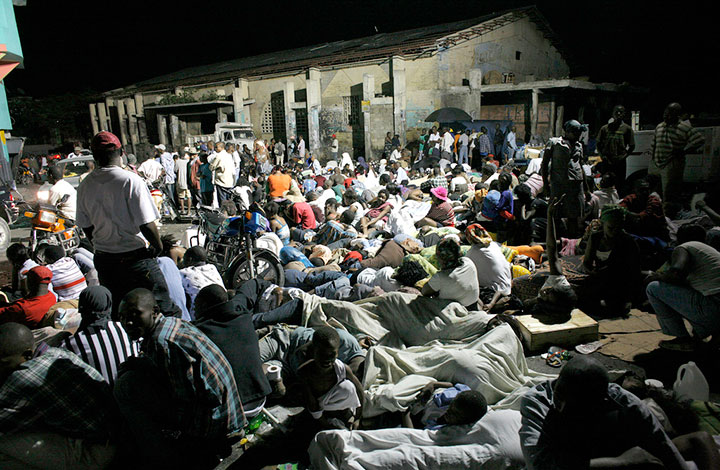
[109,6,569,96]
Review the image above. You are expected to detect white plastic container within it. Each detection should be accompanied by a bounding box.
[673,362,710,401]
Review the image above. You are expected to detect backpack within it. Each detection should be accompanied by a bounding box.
[481,189,501,220]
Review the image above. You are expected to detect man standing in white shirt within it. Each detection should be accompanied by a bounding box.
[138,153,164,185]
[297,135,306,159]
[209,142,235,204]
[176,150,190,215]
[77,131,180,318]
[458,130,470,166]
[156,144,176,206]
[274,139,286,166]
[47,165,77,221]
[331,134,339,162]
[441,128,454,162]
[504,126,517,163]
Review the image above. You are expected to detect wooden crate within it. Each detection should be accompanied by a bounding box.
[515,309,599,353]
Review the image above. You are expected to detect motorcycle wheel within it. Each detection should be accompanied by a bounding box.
[227,251,284,289]
[0,218,10,253]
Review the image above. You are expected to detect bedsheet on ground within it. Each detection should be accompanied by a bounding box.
[308,409,525,470]
[362,324,555,417]
[300,291,494,348]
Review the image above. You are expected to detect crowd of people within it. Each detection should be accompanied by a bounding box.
[1,101,719,469]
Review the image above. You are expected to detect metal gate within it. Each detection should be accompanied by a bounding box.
[270,91,286,144]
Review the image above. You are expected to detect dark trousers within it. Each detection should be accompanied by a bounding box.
[251,298,303,329]
[95,249,181,319]
[114,358,226,469]
[216,185,231,205]
[165,183,176,206]
[200,191,213,206]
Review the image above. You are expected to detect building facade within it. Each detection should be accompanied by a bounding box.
[95,7,575,160]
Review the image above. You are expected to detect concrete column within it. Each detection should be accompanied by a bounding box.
[126,98,139,152]
[179,120,188,148]
[232,79,244,123]
[89,103,100,135]
[306,68,322,153]
[284,81,297,143]
[549,100,556,137]
[530,89,540,139]
[97,102,109,132]
[216,108,227,124]
[391,56,406,143]
[134,93,147,143]
[116,99,129,147]
[555,105,565,137]
[362,73,374,158]
[468,68,483,119]
[157,114,168,146]
[169,114,180,149]
[104,98,114,132]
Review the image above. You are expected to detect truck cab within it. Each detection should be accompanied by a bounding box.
[188,123,256,151]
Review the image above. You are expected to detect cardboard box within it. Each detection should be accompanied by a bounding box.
[515,309,599,353]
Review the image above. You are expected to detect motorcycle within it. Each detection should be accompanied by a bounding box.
[191,207,284,288]
[15,164,33,186]
[23,193,81,262]
[149,182,178,222]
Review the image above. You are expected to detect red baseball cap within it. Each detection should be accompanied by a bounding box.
[28,266,52,284]
[91,131,122,153]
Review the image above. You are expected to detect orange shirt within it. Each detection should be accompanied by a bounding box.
[268,173,292,198]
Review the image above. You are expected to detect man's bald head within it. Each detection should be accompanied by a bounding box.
[553,356,609,420]
[118,288,159,340]
[664,102,682,125]
[0,323,35,375]
[194,284,228,320]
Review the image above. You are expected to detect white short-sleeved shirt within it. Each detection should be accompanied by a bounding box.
[465,243,512,295]
[49,179,77,221]
[427,257,480,307]
[76,166,160,254]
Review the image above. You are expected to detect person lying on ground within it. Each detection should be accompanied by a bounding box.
[298,326,364,430]
[422,237,480,309]
[520,356,690,470]
[402,381,488,430]
[194,284,272,419]
[646,223,720,352]
[234,278,304,329]
[0,266,57,328]
[115,288,244,469]
[0,322,117,470]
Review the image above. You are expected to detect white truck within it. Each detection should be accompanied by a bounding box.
[626,126,720,184]
[187,123,257,150]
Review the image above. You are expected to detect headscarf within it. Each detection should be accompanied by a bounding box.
[600,204,626,223]
[466,224,493,248]
[77,286,113,331]
[357,157,369,171]
[474,188,488,203]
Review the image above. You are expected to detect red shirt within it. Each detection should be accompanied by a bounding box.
[291,202,317,230]
[0,292,57,328]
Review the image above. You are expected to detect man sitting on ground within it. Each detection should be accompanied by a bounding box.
[43,245,87,301]
[0,322,117,469]
[114,288,244,468]
[194,285,272,418]
[620,178,669,241]
[0,266,57,328]
[520,356,689,470]
[298,326,364,430]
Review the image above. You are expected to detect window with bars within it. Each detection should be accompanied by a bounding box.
[261,102,273,133]
[343,96,361,126]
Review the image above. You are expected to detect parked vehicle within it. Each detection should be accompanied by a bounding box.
[187,123,256,150]
[191,207,284,288]
[57,155,95,188]
[0,183,23,252]
[23,194,81,261]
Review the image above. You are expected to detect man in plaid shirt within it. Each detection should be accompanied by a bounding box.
[0,322,117,469]
[114,288,244,468]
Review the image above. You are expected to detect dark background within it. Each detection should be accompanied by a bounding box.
[5,0,719,141]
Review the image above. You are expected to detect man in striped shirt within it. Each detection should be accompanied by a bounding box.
[43,245,87,301]
[650,103,705,202]
[63,286,138,386]
[114,288,244,468]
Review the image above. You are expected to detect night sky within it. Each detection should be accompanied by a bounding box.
[5,0,719,115]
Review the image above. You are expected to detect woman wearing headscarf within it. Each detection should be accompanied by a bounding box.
[62,286,139,385]
[422,238,480,309]
[465,224,513,310]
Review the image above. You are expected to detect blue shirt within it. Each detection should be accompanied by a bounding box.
[157,257,191,321]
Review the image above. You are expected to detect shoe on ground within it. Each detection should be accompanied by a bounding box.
[659,337,696,352]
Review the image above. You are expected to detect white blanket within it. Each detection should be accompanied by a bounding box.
[308,409,525,470]
[361,324,554,417]
[300,291,494,348]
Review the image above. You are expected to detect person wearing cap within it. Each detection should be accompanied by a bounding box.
[416,186,455,228]
[331,134,339,161]
[47,164,77,221]
[541,120,589,238]
[77,131,181,319]
[0,266,57,328]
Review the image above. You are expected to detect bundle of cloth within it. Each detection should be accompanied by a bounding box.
[308,409,525,470]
